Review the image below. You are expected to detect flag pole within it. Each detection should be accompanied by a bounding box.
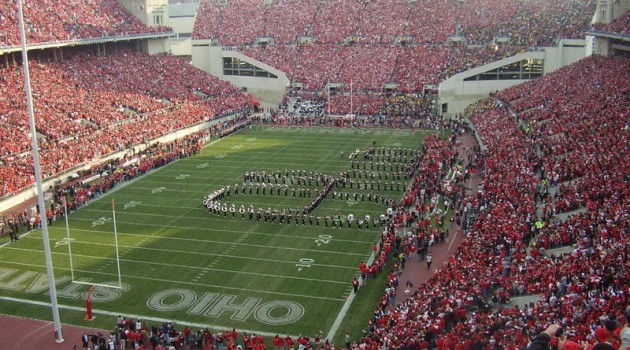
[16,0,64,342]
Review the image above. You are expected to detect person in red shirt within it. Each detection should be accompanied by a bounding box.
[273,335,284,350]
[285,335,295,349]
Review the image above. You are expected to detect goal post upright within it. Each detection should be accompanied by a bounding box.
[66,197,124,290]
[112,198,123,289]
[63,197,76,282]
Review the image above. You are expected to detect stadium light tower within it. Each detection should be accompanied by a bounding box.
[16,0,64,343]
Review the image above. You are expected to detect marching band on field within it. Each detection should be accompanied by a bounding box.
[202,147,422,230]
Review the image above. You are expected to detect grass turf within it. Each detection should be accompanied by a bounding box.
[0,126,437,342]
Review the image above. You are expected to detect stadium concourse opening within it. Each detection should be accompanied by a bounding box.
[1,0,630,349]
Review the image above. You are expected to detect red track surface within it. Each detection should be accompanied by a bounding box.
[0,315,110,350]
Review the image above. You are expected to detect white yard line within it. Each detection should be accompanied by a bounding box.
[4,246,350,285]
[3,260,345,302]
[0,296,298,339]
[46,226,374,247]
[23,234,369,257]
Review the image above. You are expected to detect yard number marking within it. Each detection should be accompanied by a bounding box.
[152,187,166,194]
[54,238,75,248]
[91,217,112,227]
[315,235,332,246]
[196,162,209,169]
[295,258,314,271]
[124,201,142,210]
[175,174,191,180]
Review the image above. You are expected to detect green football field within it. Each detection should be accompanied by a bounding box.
[0,126,434,341]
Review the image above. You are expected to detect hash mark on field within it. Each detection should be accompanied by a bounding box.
[192,231,251,282]
[96,260,114,273]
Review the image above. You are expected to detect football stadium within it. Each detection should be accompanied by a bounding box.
[0,0,629,349]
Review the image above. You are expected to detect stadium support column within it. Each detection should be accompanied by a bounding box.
[16,0,64,343]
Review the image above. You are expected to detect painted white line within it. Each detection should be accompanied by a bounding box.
[325,238,379,341]
[448,230,459,251]
[25,234,368,259]
[52,221,375,246]
[0,296,297,338]
[6,246,350,284]
[3,260,345,302]
[0,227,39,248]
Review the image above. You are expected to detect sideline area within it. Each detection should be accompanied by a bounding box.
[0,314,111,350]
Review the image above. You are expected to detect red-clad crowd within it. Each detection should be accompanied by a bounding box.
[0,46,252,197]
[327,94,387,116]
[0,0,170,48]
[191,0,597,101]
[457,0,594,46]
[594,10,630,36]
[236,43,524,95]
[355,0,410,44]
[392,46,450,92]
[193,0,593,47]
[309,0,361,44]
[1,119,250,240]
[348,54,629,349]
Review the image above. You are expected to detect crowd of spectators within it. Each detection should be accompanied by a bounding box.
[293,45,353,90]
[0,0,170,48]
[109,315,341,350]
[355,0,410,44]
[191,0,598,102]
[593,10,630,36]
[456,0,594,47]
[0,46,252,197]
[193,0,593,47]
[392,46,450,92]
[383,94,435,118]
[349,54,629,349]
[264,0,319,44]
[327,93,386,116]
[1,1,628,348]
[1,118,249,239]
[309,0,362,44]
[236,43,526,94]
[253,42,524,94]
[406,0,458,44]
